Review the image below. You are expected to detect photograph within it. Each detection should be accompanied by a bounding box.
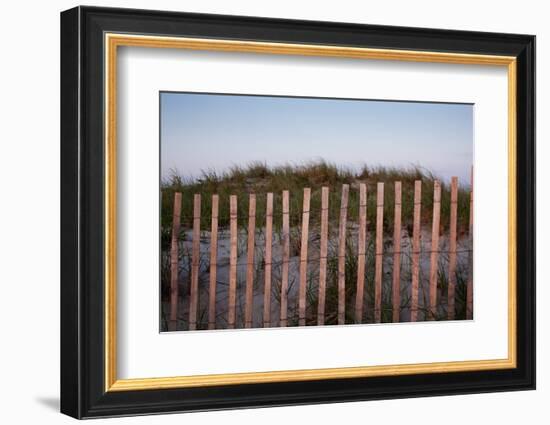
[159,92,474,331]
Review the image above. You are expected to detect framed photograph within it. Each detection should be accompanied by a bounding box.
[60,6,535,419]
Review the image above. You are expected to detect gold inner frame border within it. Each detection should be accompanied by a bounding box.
[104,33,517,392]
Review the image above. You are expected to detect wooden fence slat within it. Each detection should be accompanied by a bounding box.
[392,182,402,323]
[354,183,367,324]
[374,182,384,323]
[228,195,238,329]
[467,168,474,319]
[280,190,290,327]
[318,187,329,325]
[208,194,219,330]
[298,188,311,326]
[410,181,422,322]
[429,181,441,320]
[263,193,274,327]
[189,194,201,330]
[448,177,458,320]
[263,193,273,328]
[169,192,182,331]
[337,184,350,325]
[244,194,256,328]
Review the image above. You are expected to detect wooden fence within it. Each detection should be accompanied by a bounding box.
[167,176,473,331]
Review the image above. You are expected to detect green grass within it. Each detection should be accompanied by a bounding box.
[160,161,472,329]
[160,161,471,251]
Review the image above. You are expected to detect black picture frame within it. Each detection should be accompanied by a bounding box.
[61,5,535,419]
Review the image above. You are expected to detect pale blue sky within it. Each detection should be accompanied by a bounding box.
[160,92,473,184]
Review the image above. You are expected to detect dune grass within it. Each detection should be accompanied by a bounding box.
[160,161,471,250]
[159,161,473,328]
